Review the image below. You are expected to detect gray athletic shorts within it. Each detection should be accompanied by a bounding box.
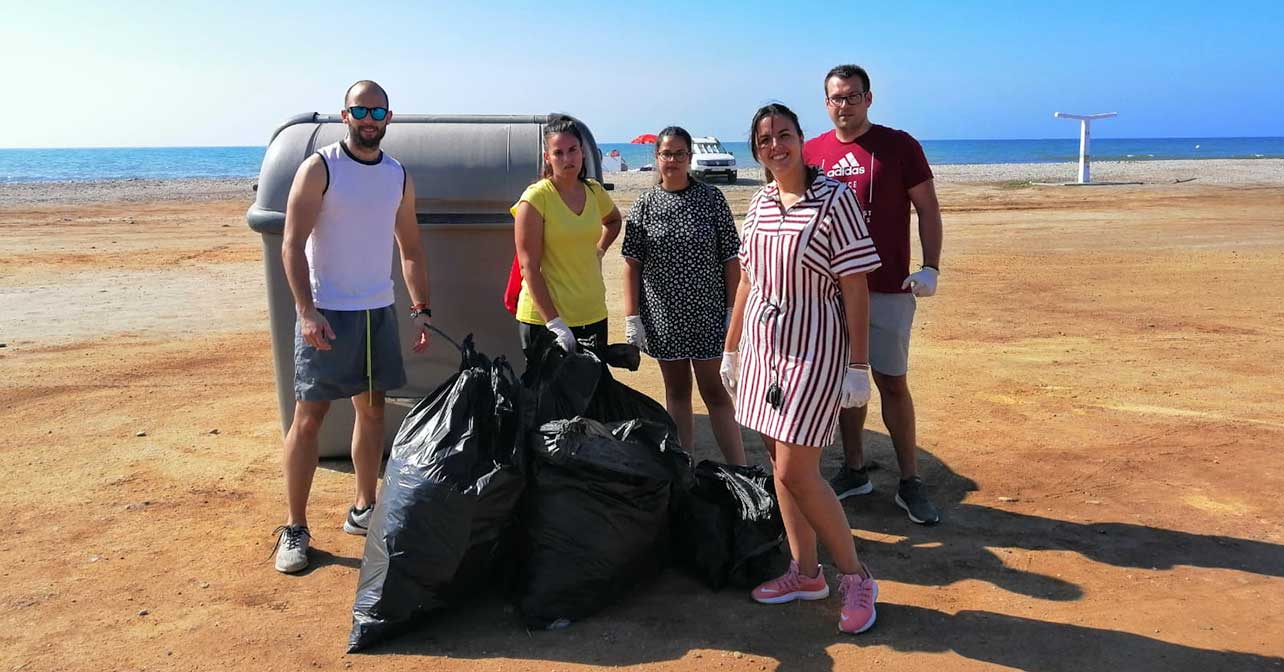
[293,305,407,401]
[868,291,916,377]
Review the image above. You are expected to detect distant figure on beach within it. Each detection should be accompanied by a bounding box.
[621,126,746,464]
[722,103,882,634]
[804,64,944,525]
[273,80,433,574]
[512,114,622,358]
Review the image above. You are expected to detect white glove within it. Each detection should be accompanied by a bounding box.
[624,315,649,352]
[545,317,577,353]
[840,364,871,408]
[902,266,939,298]
[720,351,740,396]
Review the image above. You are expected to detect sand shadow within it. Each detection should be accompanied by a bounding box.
[319,458,357,475]
[811,427,1284,590]
[867,603,1283,671]
[346,412,1283,669]
[364,585,1282,671]
[368,569,856,671]
[296,548,361,574]
[318,457,380,476]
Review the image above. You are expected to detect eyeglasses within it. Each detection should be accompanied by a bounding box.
[826,92,867,107]
[348,106,388,121]
[657,150,690,161]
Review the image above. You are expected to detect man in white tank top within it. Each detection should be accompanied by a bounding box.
[273,81,433,574]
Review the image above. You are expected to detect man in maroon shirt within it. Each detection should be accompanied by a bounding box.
[803,64,943,524]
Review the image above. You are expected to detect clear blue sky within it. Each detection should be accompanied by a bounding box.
[5,0,1282,148]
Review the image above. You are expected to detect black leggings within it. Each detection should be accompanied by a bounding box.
[518,318,608,358]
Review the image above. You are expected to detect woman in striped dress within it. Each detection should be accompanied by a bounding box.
[720,104,882,634]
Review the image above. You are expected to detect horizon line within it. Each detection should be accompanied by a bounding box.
[4,135,1284,151]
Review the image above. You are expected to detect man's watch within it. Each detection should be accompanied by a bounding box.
[409,304,432,320]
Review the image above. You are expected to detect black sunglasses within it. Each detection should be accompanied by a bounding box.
[348,106,388,121]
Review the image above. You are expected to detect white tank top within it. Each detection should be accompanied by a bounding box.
[306,141,406,310]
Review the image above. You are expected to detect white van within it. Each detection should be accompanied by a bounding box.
[691,136,737,183]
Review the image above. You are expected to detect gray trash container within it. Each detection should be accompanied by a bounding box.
[247,113,605,458]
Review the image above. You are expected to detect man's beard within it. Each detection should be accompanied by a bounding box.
[351,126,385,149]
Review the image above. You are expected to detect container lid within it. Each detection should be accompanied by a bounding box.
[247,114,603,234]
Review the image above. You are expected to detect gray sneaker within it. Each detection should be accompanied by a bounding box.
[894,477,940,525]
[343,504,373,536]
[830,466,874,500]
[273,525,311,573]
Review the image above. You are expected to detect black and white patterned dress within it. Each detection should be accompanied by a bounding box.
[621,181,741,360]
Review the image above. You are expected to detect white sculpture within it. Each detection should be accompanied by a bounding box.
[1053,112,1118,184]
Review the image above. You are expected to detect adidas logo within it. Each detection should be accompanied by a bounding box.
[825,152,866,177]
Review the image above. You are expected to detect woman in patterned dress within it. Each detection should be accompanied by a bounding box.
[621,126,746,465]
[721,104,882,634]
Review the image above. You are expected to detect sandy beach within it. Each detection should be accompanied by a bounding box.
[1,160,1282,671]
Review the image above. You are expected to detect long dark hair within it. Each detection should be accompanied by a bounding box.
[541,114,589,183]
[748,103,819,185]
[655,125,697,186]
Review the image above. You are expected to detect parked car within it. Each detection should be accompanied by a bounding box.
[691,136,737,183]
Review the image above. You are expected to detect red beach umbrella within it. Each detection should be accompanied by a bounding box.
[631,133,657,144]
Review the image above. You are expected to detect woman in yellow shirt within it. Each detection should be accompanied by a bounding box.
[513,115,622,355]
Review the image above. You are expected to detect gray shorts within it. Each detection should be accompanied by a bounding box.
[294,305,407,401]
[868,291,916,377]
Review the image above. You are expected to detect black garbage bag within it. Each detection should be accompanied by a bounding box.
[516,417,684,629]
[584,363,677,435]
[521,331,601,427]
[672,460,786,591]
[521,332,674,431]
[603,343,641,371]
[348,337,528,652]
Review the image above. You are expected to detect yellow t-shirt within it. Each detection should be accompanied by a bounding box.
[512,178,616,327]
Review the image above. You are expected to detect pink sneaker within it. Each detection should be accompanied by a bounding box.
[751,561,830,604]
[837,568,879,634]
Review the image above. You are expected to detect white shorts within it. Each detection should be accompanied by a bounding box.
[868,291,916,377]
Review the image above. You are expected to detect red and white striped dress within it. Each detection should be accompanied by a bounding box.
[735,174,882,448]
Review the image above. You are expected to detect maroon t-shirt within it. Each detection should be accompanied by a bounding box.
[804,125,933,293]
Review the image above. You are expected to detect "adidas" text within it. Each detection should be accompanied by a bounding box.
[826,165,866,177]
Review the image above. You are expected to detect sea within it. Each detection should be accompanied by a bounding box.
[2,137,1281,183]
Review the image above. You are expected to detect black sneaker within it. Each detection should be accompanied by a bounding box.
[343,504,373,536]
[894,477,940,525]
[830,466,874,500]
